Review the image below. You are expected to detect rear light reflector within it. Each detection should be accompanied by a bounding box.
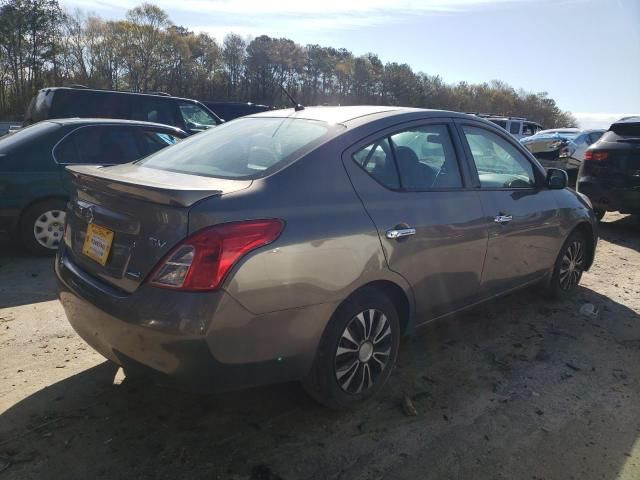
[584,150,608,161]
[149,219,284,291]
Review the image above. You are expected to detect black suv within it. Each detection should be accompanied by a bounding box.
[577,116,640,220]
[24,87,223,135]
[202,101,270,121]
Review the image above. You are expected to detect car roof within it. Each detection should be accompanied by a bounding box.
[40,87,206,105]
[612,115,640,126]
[247,105,476,125]
[44,118,187,134]
[538,128,580,134]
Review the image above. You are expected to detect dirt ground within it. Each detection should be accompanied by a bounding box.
[1,213,639,480]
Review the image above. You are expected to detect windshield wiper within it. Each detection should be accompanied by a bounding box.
[617,138,640,143]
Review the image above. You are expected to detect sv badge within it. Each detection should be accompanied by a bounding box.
[148,237,167,249]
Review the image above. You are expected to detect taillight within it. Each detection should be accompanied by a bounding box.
[149,219,284,291]
[584,150,608,161]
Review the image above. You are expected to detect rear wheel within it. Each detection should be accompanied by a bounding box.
[20,199,67,256]
[546,230,587,299]
[302,287,400,409]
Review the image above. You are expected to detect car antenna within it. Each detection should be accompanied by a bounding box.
[279,84,304,111]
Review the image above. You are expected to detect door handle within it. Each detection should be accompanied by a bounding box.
[494,214,513,224]
[386,227,416,239]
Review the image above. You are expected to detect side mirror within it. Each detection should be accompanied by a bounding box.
[546,168,568,189]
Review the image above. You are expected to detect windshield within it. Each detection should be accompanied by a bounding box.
[178,102,219,130]
[602,123,640,142]
[139,117,337,179]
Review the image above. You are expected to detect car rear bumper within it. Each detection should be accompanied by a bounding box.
[577,176,640,214]
[55,246,334,391]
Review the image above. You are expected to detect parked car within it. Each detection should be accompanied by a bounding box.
[0,122,21,137]
[23,87,222,135]
[56,106,597,409]
[577,116,640,220]
[472,114,543,139]
[0,118,186,255]
[202,101,271,121]
[520,128,605,175]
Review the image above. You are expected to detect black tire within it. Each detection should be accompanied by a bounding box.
[546,230,587,299]
[593,208,605,221]
[19,199,67,256]
[302,287,401,409]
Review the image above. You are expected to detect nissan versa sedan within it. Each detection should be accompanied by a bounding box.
[56,106,598,409]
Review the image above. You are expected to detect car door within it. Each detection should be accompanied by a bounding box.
[454,120,562,298]
[0,123,64,229]
[342,119,488,322]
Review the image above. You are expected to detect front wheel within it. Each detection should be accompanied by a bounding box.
[546,231,587,299]
[302,287,400,409]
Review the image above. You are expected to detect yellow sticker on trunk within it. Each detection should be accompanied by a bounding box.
[82,223,114,266]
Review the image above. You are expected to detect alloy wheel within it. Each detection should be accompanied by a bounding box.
[33,209,66,250]
[559,239,584,291]
[334,309,393,394]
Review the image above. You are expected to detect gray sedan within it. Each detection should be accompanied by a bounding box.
[56,106,598,409]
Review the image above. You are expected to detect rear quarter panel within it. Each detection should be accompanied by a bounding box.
[187,139,414,316]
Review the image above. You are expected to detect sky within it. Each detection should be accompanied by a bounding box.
[62,0,640,129]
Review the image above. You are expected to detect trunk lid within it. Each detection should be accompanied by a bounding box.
[521,135,571,159]
[585,123,640,181]
[64,164,251,293]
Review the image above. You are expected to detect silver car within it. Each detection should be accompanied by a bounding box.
[56,106,598,409]
[520,128,605,173]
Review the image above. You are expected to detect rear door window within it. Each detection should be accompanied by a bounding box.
[138,129,183,156]
[509,122,521,135]
[55,126,141,165]
[89,94,132,120]
[389,124,462,189]
[132,98,178,127]
[353,138,400,189]
[51,90,90,118]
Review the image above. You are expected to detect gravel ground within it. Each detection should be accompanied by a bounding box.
[1,213,639,480]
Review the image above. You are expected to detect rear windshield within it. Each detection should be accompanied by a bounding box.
[602,123,640,142]
[24,90,54,124]
[139,117,337,179]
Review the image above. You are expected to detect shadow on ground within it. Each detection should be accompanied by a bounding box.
[0,238,57,308]
[1,283,639,479]
[599,214,640,253]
